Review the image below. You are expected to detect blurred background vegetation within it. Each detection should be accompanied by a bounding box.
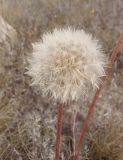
[0,0,123,159]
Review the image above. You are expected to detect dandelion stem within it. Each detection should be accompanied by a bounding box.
[73,31,123,160]
[72,111,78,155]
[55,103,64,160]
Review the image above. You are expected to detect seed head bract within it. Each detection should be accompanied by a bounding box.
[27,28,106,103]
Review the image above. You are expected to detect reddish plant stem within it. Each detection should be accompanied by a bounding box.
[73,32,123,160]
[55,103,64,160]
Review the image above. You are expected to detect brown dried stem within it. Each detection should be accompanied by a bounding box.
[55,103,64,160]
[73,31,123,160]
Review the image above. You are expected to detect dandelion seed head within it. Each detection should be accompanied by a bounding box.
[27,28,106,103]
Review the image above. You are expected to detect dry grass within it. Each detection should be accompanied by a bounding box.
[88,115,123,160]
[0,109,56,160]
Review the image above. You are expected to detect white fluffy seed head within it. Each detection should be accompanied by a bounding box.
[27,28,106,103]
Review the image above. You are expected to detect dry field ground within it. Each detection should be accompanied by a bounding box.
[0,0,123,159]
